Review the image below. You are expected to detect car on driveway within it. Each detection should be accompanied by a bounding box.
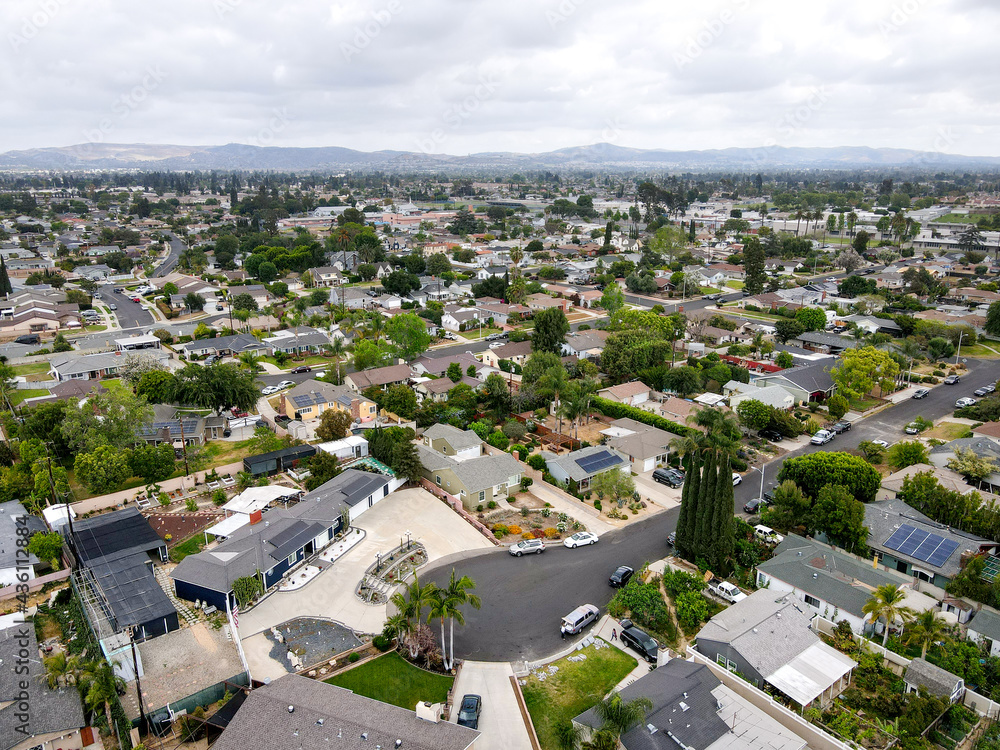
[758,428,784,442]
[456,694,482,729]
[974,386,995,397]
[743,497,768,514]
[944,374,961,385]
[912,388,929,399]
[290,366,311,374]
[609,565,634,588]
[904,422,920,435]
[956,397,978,408]
[561,604,599,636]
[619,619,659,663]
[732,473,742,486]
[652,468,683,487]
[830,420,852,434]
[261,385,280,395]
[510,539,545,556]
[811,429,835,445]
[564,531,599,548]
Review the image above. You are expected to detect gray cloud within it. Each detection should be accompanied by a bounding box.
[1,0,998,156]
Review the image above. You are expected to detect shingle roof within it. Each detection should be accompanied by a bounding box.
[969,608,1000,642]
[904,657,963,699]
[212,673,478,750]
[346,363,411,390]
[450,452,522,493]
[423,423,482,451]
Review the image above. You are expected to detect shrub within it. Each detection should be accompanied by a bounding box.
[476,504,483,512]
[522,532,533,539]
[526,454,547,471]
[925,376,939,384]
[487,500,498,509]
[531,528,545,538]
[373,635,392,652]
[212,489,227,506]
[933,369,946,377]
[591,397,694,438]
[541,507,551,517]
[520,477,533,491]
[730,456,748,472]
[185,498,198,512]
[544,527,561,539]
[491,524,509,538]
[507,525,522,535]
[158,492,170,506]
[542,471,558,485]
[348,652,360,663]
[593,499,603,511]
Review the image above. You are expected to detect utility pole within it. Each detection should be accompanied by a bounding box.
[129,627,149,737]
[955,330,964,366]
[178,417,190,477]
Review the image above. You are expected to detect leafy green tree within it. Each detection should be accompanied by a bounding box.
[304,451,343,491]
[886,441,930,471]
[674,451,701,561]
[946,446,1000,482]
[531,307,570,354]
[927,337,955,362]
[663,365,702,397]
[391,440,424,482]
[352,339,393,370]
[230,292,258,312]
[775,351,794,368]
[762,479,812,531]
[0,257,12,296]
[774,319,805,343]
[61,383,153,453]
[129,444,176,484]
[136,370,176,403]
[381,384,418,419]
[811,484,868,553]
[795,306,827,331]
[426,252,451,276]
[184,292,205,312]
[257,261,278,282]
[986,301,1000,337]
[446,362,463,382]
[827,394,849,420]
[593,691,653,741]
[74,445,133,494]
[829,345,900,401]
[172,363,260,415]
[735,399,771,431]
[315,409,352,441]
[385,312,432,359]
[600,282,625,317]
[28,532,64,567]
[777,452,881,503]
[382,270,420,296]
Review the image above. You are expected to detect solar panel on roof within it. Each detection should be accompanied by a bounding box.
[292,394,314,407]
[982,556,1000,582]
[898,529,930,556]
[576,450,618,474]
[913,535,943,561]
[883,524,914,551]
[925,539,959,568]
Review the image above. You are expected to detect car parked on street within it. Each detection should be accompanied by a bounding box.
[974,385,995,397]
[276,380,294,389]
[290,366,311,374]
[758,428,784,442]
[956,397,978,408]
[261,385,280,395]
[732,473,742,486]
[666,531,676,546]
[912,388,929,399]
[743,497,768,514]
[560,604,599,636]
[652,468,683,487]
[830,420,852,434]
[609,565,634,588]
[109,303,117,310]
[871,439,890,449]
[456,694,482,729]
[510,539,545,556]
[904,422,920,435]
[564,532,599,548]
[810,429,835,445]
[944,374,961,385]
[619,619,659,663]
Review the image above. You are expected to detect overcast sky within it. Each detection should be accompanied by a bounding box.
[3,0,998,156]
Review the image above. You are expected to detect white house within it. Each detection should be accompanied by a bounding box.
[315,435,369,461]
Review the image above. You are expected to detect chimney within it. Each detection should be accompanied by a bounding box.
[249,510,263,525]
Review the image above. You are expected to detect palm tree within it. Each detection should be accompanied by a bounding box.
[906,610,951,658]
[594,691,653,739]
[581,729,617,750]
[443,569,481,671]
[43,651,82,689]
[427,589,451,670]
[80,659,125,737]
[794,208,807,236]
[366,313,386,344]
[686,407,742,457]
[389,577,437,659]
[335,227,352,271]
[862,583,915,646]
[237,350,262,374]
[329,337,347,385]
[847,211,859,238]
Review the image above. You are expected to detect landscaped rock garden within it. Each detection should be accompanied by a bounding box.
[479,506,587,543]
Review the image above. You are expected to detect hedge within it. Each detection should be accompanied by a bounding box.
[591,396,695,438]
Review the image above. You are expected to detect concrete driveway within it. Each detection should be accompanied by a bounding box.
[239,488,495,676]
[451,661,534,750]
[633,470,682,510]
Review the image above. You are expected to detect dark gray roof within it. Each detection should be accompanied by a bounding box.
[757,535,912,618]
[212,673,478,750]
[575,660,728,750]
[795,331,849,349]
[929,437,1000,461]
[547,445,628,482]
[0,624,84,750]
[89,552,176,630]
[0,501,44,570]
[904,657,963,698]
[182,333,266,354]
[423,423,482,451]
[71,507,165,565]
[969,608,1000,641]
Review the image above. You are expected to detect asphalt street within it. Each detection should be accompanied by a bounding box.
[98,284,155,330]
[424,356,998,663]
[153,232,184,277]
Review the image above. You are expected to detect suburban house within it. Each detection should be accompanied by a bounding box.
[480,340,532,369]
[543,446,630,490]
[417,430,522,509]
[756,535,938,636]
[137,404,228,447]
[211,673,479,750]
[315,435,369,461]
[751,362,836,404]
[344,362,412,392]
[475,301,530,326]
[178,333,268,359]
[790,330,851,355]
[573,658,807,750]
[414,375,481,402]
[660,396,699,423]
[441,306,486,332]
[725,381,796,411]
[280,379,377,424]
[968,609,1000,658]
[69,507,179,640]
[0,624,86,750]
[49,350,171,382]
[597,381,652,407]
[263,326,331,356]
[171,470,398,611]
[929,437,1000,492]
[600,418,679,473]
[0,500,46,587]
[903,658,965,704]
[329,286,369,309]
[309,266,345,287]
[421,424,484,460]
[862,496,989,588]
[696,589,856,708]
[526,292,570,313]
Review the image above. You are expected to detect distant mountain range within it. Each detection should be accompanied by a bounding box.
[2,142,999,172]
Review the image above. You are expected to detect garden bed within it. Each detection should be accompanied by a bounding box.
[481,507,587,542]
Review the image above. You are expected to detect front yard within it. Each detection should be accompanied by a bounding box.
[324,651,453,710]
[521,642,637,750]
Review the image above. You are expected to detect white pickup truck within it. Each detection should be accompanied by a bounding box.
[708,579,747,604]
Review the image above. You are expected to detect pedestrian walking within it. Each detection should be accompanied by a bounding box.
[611,628,617,641]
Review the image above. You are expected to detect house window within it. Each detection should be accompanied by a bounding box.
[435,475,442,486]
[287,552,297,566]
[478,490,485,503]
[804,594,821,608]
[716,653,727,667]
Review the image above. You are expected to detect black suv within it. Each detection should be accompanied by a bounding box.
[456,694,482,729]
[619,619,659,663]
[758,428,783,442]
[609,565,634,588]
[830,420,852,434]
[743,497,768,514]
[652,468,683,488]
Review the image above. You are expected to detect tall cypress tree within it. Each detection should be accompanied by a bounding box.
[680,452,702,563]
[695,451,718,562]
[0,257,11,297]
[675,452,699,559]
[711,454,736,575]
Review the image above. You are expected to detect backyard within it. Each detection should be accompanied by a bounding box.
[521,642,637,750]
[324,651,453,710]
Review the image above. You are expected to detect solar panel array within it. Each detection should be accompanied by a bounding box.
[291,393,322,408]
[576,449,621,474]
[982,556,1000,583]
[883,523,960,568]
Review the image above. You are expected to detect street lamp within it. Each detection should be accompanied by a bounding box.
[750,462,766,503]
[955,330,964,366]
[405,530,412,551]
[375,551,382,574]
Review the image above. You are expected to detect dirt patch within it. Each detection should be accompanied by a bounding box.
[146,511,222,543]
[509,493,547,510]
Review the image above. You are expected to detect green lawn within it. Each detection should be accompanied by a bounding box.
[84,324,108,332]
[169,533,207,562]
[458,327,502,340]
[698,286,718,295]
[522,642,637,750]
[8,388,50,405]
[725,280,745,289]
[13,362,51,376]
[261,354,335,369]
[325,652,453,710]
[955,343,1000,359]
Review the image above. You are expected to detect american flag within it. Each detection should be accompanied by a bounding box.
[232,602,239,628]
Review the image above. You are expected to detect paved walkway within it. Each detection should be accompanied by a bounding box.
[451,662,534,750]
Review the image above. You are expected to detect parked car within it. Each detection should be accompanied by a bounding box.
[109,303,117,310]
[666,531,676,546]
[564,531,599,548]
[652,468,683,488]
[871,439,891,449]
[810,429,835,445]
[216,304,224,312]
[488,342,504,349]
[974,386,994,397]
[912,388,929,399]
[830,420,852,434]
[510,539,545,556]
[944,375,960,385]
[743,497,768,514]
[276,380,294,389]
[956,397,978,408]
[14,334,39,345]
[904,422,920,435]
[261,385,280,395]
[290,366,312,374]
[758,428,784,442]
[204,355,218,366]
[456,694,482,729]
[619,619,659,663]
[560,604,599,635]
[708,579,748,604]
[754,525,784,544]
[609,565,634,588]
[732,473,742,486]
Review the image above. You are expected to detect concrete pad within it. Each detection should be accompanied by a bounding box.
[633,471,682,510]
[451,661,534,750]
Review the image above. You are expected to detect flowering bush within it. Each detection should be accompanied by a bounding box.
[531,528,545,539]
[543,527,560,539]
[507,525,522,535]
